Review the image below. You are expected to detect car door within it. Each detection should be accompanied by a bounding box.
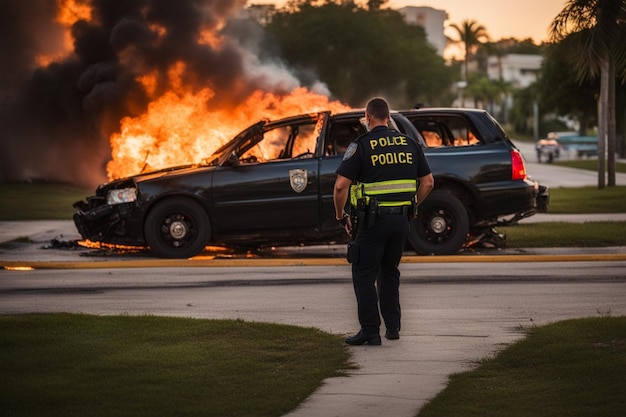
[210,115,323,235]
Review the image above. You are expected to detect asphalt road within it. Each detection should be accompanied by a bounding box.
[515,141,626,188]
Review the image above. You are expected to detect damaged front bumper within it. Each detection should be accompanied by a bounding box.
[73,192,144,246]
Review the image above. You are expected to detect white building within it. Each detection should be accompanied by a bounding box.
[487,54,543,88]
[397,6,448,56]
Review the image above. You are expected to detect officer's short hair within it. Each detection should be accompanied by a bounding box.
[366,97,390,120]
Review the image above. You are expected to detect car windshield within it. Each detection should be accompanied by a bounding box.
[213,114,325,166]
[201,113,333,167]
[202,121,266,166]
[239,120,320,162]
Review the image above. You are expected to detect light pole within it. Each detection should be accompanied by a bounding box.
[455,81,467,108]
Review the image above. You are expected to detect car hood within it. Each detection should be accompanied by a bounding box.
[98,163,216,193]
[131,164,205,182]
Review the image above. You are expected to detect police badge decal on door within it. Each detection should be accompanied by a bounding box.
[289,169,308,193]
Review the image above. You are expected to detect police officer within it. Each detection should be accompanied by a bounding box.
[333,97,434,345]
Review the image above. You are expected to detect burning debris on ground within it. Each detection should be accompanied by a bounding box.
[1,0,350,188]
[41,238,262,259]
[42,238,82,250]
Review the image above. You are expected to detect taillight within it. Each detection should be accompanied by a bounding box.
[511,149,527,180]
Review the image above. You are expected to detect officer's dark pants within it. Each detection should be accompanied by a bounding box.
[351,214,409,333]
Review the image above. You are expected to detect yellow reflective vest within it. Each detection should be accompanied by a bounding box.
[350,179,417,207]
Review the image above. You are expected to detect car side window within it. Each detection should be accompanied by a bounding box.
[327,123,364,156]
[450,126,480,146]
[412,117,482,148]
[291,123,318,158]
[443,117,481,147]
[267,127,292,160]
[237,128,288,163]
[421,130,445,147]
[242,121,319,162]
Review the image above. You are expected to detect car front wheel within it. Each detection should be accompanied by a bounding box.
[145,198,210,258]
[407,190,469,255]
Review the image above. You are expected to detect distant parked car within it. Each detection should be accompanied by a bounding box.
[535,138,561,163]
[547,131,598,158]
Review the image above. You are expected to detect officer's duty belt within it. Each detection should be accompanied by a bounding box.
[377,206,411,215]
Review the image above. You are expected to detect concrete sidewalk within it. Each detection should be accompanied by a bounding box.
[520,212,626,223]
[0,220,81,245]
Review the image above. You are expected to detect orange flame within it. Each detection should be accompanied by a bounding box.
[56,0,92,25]
[46,0,353,180]
[36,0,93,66]
[198,29,224,49]
[107,63,352,180]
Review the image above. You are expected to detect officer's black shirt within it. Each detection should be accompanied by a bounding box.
[336,125,431,203]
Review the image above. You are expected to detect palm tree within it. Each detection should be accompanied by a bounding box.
[550,0,626,188]
[367,0,388,11]
[449,19,490,81]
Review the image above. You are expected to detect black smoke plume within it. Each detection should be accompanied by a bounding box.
[0,0,301,187]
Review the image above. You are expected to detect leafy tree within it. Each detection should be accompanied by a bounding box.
[467,39,543,122]
[266,1,454,107]
[509,83,539,135]
[464,74,507,114]
[367,0,388,11]
[550,0,626,188]
[537,44,598,136]
[505,38,544,55]
[448,19,490,80]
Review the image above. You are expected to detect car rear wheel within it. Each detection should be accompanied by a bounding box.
[145,198,210,258]
[407,190,469,255]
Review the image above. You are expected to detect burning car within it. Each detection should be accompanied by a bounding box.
[74,108,548,258]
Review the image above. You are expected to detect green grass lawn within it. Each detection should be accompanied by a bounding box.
[0,314,354,417]
[500,221,626,247]
[0,182,91,220]
[546,186,626,213]
[418,316,626,417]
[496,186,626,247]
[2,314,623,417]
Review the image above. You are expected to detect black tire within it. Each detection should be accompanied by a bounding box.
[144,198,210,258]
[407,190,469,255]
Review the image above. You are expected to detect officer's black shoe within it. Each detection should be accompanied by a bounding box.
[385,329,400,340]
[345,330,382,346]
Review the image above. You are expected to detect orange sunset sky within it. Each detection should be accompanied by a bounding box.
[251,0,568,44]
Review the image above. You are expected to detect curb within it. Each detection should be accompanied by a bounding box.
[4,253,626,270]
